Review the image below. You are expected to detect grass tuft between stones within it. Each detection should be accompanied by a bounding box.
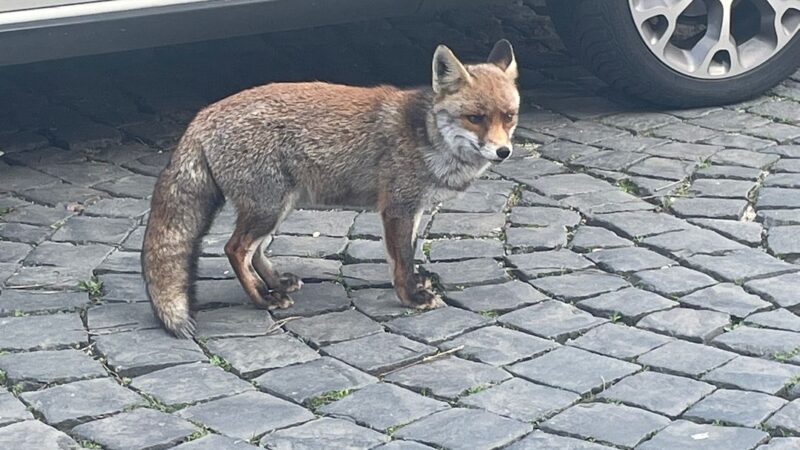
[303,388,352,410]
[77,278,103,302]
[772,346,800,363]
[208,354,232,372]
[79,441,102,449]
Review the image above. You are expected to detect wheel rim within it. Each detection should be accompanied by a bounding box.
[628,0,800,79]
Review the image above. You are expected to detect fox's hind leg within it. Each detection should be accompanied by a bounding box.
[225,210,293,310]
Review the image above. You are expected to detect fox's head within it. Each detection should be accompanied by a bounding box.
[431,39,520,163]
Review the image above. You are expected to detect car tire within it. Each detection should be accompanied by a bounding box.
[545,0,800,107]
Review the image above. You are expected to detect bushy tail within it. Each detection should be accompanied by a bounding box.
[142,137,222,338]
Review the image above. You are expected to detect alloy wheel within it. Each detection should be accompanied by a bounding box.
[628,0,800,78]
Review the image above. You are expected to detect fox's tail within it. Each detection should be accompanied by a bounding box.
[142,136,222,338]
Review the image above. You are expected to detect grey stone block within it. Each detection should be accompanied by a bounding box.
[586,247,674,273]
[640,228,745,258]
[712,326,800,363]
[0,313,87,351]
[279,210,358,237]
[766,400,800,436]
[319,382,448,430]
[0,392,33,427]
[530,270,629,300]
[87,303,160,334]
[260,417,389,450]
[385,356,510,400]
[0,349,106,390]
[428,238,503,262]
[130,362,254,406]
[172,434,261,450]
[745,309,800,332]
[445,280,547,313]
[638,420,768,450]
[510,206,581,228]
[21,378,143,427]
[340,263,391,288]
[746,272,800,309]
[567,323,672,360]
[671,197,748,220]
[394,408,531,450]
[638,308,730,343]
[0,290,88,316]
[505,225,568,251]
[271,282,351,319]
[0,420,79,450]
[204,334,318,377]
[506,430,616,450]
[72,407,197,450]
[598,371,715,417]
[632,267,717,297]
[93,328,207,376]
[253,357,377,404]
[569,226,633,252]
[194,305,274,338]
[577,288,678,323]
[499,300,607,342]
[684,389,788,427]
[268,235,348,259]
[636,340,736,377]
[284,310,383,346]
[541,402,670,449]
[509,347,640,395]
[428,213,505,238]
[351,288,413,321]
[386,307,492,344]
[685,249,797,283]
[424,258,510,288]
[505,249,594,279]
[440,325,559,366]
[688,218,763,246]
[702,356,800,395]
[768,225,800,257]
[460,378,579,422]
[680,283,772,318]
[51,216,136,245]
[178,391,313,439]
[322,332,436,375]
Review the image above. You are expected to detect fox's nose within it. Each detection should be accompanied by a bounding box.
[496,147,511,159]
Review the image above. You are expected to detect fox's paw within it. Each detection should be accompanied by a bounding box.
[279,273,303,293]
[266,291,294,310]
[414,274,433,290]
[407,288,445,310]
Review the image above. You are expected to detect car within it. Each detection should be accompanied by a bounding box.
[1,0,798,107]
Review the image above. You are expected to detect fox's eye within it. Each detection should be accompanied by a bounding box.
[465,114,485,124]
[503,112,516,122]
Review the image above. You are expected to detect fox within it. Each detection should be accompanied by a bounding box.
[142,40,520,337]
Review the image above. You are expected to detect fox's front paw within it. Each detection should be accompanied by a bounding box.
[414,274,433,290]
[408,288,445,310]
[279,273,303,293]
[266,291,294,310]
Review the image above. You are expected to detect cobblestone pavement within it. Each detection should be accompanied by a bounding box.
[2,1,800,449]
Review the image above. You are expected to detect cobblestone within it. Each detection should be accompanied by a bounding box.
[2,7,800,446]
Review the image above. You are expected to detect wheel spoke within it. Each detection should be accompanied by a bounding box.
[630,0,694,54]
[767,0,800,45]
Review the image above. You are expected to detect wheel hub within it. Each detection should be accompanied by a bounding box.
[628,0,800,78]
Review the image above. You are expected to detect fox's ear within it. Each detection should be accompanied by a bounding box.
[487,39,517,79]
[432,45,471,95]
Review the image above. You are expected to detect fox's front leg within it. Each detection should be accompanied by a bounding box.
[381,208,443,309]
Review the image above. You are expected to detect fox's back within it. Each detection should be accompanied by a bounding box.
[187,82,426,206]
